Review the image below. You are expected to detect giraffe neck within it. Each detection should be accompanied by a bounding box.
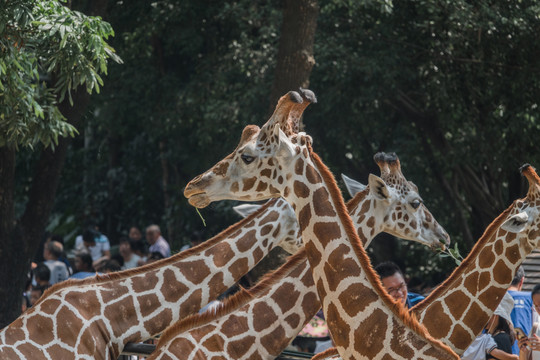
[411,204,531,354]
[145,192,396,360]
[281,147,457,360]
[149,249,316,360]
[0,198,295,360]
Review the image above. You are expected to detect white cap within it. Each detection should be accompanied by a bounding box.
[494,292,515,322]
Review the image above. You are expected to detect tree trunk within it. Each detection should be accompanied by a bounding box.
[0,87,90,328]
[0,0,107,328]
[268,0,319,117]
[0,147,25,329]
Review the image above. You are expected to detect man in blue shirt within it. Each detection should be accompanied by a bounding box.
[375,261,424,308]
[508,266,534,355]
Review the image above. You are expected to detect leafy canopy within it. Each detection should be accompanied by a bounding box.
[0,0,121,149]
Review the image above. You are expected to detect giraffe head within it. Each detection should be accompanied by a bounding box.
[233,198,302,254]
[498,164,540,250]
[184,89,314,208]
[361,152,450,249]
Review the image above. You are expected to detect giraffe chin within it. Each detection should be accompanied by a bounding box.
[432,240,446,252]
[188,194,211,208]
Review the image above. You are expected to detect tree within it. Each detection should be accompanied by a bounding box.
[269,0,319,111]
[42,0,540,292]
[307,0,540,281]
[0,0,120,326]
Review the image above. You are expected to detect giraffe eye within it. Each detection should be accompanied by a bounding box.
[241,154,256,164]
[411,199,422,209]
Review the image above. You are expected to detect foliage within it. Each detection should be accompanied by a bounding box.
[307,0,540,283]
[0,0,121,148]
[43,0,540,287]
[53,0,282,247]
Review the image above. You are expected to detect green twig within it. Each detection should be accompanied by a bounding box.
[438,239,464,266]
[196,208,206,227]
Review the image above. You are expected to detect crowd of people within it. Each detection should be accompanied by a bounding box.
[22,223,172,310]
[20,223,540,359]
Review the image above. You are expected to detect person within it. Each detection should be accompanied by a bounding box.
[97,259,122,273]
[463,292,518,360]
[129,225,143,243]
[487,292,519,359]
[75,224,111,267]
[21,295,29,313]
[145,225,170,258]
[33,263,51,287]
[118,237,141,270]
[128,225,147,257]
[374,261,424,308]
[29,285,48,307]
[509,266,534,354]
[42,241,70,285]
[70,253,97,279]
[518,284,540,360]
[293,309,331,353]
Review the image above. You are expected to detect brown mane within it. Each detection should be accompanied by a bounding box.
[35,198,280,307]
[156,247,308,348]
[309,146,458,358]
[411,200,517,313]
[345,186,369,214]
[311,346,339,360]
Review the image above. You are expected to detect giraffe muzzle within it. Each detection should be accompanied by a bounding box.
[186,192,211,208]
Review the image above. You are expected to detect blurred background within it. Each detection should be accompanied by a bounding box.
[3,0,540,323]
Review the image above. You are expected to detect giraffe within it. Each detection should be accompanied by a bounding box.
[0,198,302,360]
[145,153,450,360]
[409,163,540,353]
[306,163,540,359]
[184,89,459,359]
[147,248,316,360]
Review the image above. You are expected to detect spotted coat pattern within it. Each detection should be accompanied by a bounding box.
[0,198,301,360]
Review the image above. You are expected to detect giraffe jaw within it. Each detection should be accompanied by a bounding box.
[186,192,211,208]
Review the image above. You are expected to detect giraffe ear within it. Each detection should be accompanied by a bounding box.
[501,212,529,233]
[273,124,296,158]
[341,173,367,198]
[233,203,263,218]
[368,174,390,200]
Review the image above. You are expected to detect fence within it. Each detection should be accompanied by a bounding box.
[118,342,314,359]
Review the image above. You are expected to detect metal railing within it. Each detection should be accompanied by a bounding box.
[118,342,314,359]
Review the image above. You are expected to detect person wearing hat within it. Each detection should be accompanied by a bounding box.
[518,284,540,360]
[463,292,518,360]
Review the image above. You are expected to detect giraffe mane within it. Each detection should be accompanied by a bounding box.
[311,346,339,360]
[156,247,308,347]
[35,198,280,307]
[410,200,516,313]
[308,145,458,358]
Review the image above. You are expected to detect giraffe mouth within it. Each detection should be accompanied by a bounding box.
[433,237,449,251]
[186,192,211,208]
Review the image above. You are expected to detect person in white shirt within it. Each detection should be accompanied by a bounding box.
[119,237,141,270]
[75,227,111,267]
[42,241,70,285]
[145,224,170,258]
[519,284,540,360]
